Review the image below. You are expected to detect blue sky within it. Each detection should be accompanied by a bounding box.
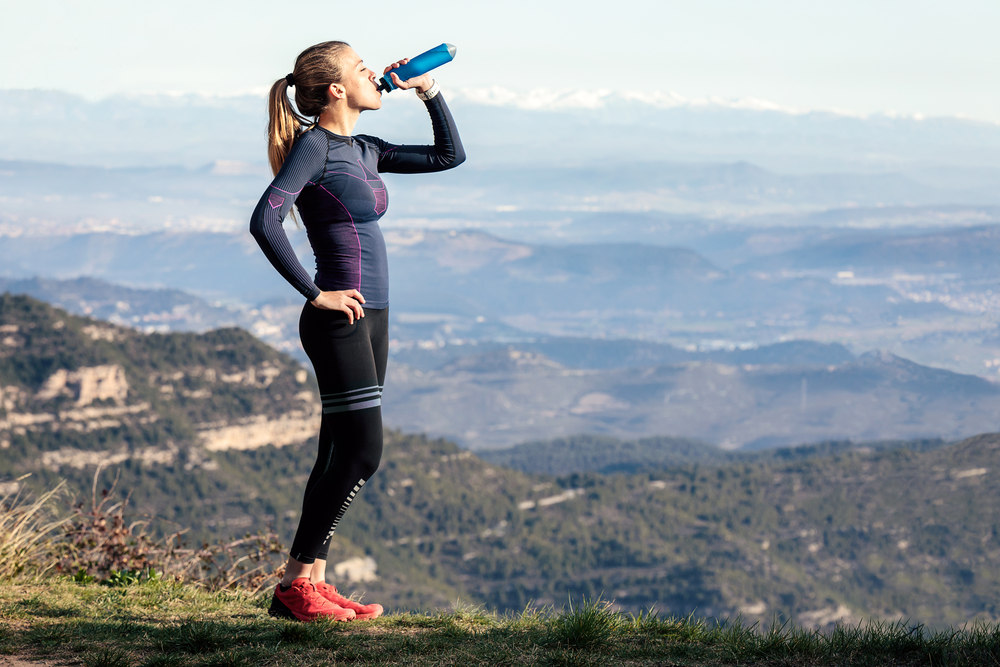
[2,0,998,121]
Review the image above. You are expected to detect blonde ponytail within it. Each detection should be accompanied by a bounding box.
[265,41,351,176]
[267,79,305,176]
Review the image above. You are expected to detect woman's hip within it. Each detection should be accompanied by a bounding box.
[298,304,388,389]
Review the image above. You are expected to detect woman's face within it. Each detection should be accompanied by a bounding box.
[338,47,382,111]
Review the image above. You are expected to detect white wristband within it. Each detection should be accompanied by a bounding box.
[416,80,440,101]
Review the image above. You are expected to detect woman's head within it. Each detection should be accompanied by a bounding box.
[267,41,352,176]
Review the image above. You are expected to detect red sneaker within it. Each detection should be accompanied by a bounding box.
[314,581,384,620]
[268,578,355,622]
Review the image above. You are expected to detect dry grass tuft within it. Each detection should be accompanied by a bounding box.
[0,475,71,580]
[2,468,285,592]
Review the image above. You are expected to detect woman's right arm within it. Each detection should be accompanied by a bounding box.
[372,92,466,174]
[248,132,326,301]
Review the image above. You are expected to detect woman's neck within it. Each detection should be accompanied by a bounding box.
[318,102,360,137]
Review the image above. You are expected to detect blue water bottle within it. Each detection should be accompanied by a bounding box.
[377,43,457,92]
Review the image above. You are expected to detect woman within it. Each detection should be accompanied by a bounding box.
[249,41,465,622]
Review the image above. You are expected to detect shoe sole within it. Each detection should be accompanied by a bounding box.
[352,605,384,621]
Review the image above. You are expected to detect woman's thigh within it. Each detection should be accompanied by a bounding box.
[299,304,387,411]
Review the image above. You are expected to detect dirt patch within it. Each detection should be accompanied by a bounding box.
[0,657,62,667]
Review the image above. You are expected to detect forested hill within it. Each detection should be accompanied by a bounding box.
[3,293,1000,629]
[339,431,1000,629]
[477,433,951,476]
[0,291,318,458]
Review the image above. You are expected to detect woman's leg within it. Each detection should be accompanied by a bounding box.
[280,410,336,586]
[280,558,314,587]
[284,404,336,586]
[313,307,388,567]
[310,559,327,583]
[287,305,388,567]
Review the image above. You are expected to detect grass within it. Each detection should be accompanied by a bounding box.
[0,478,70,579]
[2,580,1000,666]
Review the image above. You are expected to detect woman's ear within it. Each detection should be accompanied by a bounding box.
[328,83,346,101]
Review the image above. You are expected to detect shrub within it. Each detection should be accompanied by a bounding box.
[4,470,285,593]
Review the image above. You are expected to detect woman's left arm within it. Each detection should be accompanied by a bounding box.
[372,91,466,174]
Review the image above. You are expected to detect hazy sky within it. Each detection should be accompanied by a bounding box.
[3,0,998,121]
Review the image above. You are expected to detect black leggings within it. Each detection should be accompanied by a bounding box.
[289,304,388,564]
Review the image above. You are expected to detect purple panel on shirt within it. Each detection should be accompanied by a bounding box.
[372,189,387,215]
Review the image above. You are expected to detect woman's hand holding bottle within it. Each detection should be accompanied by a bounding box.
[383,58,433,94]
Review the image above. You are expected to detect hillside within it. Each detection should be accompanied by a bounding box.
[0,276,247,334]
[299,432,1000,628]
[390,332,855,373]
[476,434,949,476]
[0,291,315,442]
[0,292,321,533]
[740,224,1000,280]
[3,294,1000,628]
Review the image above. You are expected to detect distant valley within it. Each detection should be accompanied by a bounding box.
[1,220,997,377]
[384,346,1000,449]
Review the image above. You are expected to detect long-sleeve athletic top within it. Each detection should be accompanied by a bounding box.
[249,94,465,308]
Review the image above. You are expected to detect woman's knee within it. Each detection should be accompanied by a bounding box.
[355,437,383,480]
[333,430,382,481]
[327,409,383,479]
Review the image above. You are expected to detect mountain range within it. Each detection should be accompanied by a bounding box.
[3,88,1000,177]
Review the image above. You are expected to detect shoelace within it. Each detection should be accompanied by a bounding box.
[290,581,330,605]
